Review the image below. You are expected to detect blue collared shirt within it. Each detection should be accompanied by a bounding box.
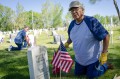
[14,30,26,44]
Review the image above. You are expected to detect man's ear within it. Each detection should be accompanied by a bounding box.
[82,9,85,15]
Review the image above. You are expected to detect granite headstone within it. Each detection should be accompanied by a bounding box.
[27,46,50,79]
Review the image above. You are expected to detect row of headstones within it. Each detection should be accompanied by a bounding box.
[31,28,66,45]
[0,27,66,44]
[26,30,66,46]
[0,27,66,38]
[5,29,66,46]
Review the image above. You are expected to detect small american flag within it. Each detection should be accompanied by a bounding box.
[52,40,73,73]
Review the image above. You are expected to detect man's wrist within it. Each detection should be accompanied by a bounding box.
[102,50,108,53]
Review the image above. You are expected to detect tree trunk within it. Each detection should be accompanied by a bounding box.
[113,0,120,21]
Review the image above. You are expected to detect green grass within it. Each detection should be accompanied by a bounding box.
[0,27,120,79]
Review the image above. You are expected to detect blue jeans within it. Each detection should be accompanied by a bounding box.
[74,61,108,79]
[11,43,22,51]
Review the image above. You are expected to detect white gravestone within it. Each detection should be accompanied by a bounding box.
[27,46,50,79]
[53,35,66,44]
[110,30,113,44]
[10,33,17,42]
[28,34,36,47]
[0,37,3,43]
[118,36,120,40]
[52,31,58,36]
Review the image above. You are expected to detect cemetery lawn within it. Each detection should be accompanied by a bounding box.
[0,27,120,79]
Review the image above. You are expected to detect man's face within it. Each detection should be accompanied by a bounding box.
[70,7,84,20]
[25,27,29,32]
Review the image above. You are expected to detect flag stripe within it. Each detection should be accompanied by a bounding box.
[61,61,66,69]
[66,61,73,73]
[52,51,60,65]
[61,54,71,58]
[58,60,63,68]
[60,60,65,69]
[60,58,73,61]
[52,51,60,74]
[63,61,69,71]
[55,55,60,67]
[65,61,71,72]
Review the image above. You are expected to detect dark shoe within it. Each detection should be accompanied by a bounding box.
[5,48,8,51]
[107,62,114,69]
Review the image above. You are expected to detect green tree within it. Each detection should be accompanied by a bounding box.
[0,4,14,31]
[105,16,110,25]
[41,0,63,29]
[31,11,42,29]
[64,12,73,27]
[51,4,63,28]
[15,2,27,29]
[112,15,119,25]
[94,14,106,25]
[0,4,4,30]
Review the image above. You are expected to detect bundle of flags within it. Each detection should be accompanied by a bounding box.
[51,40,73,75]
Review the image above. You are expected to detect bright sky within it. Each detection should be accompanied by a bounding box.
[0,0,120,17]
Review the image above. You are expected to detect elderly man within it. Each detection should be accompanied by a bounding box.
[65,1,113,79]
[8,26,30,51]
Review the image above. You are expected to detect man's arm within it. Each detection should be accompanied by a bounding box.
[64,38,72,48]
[102,34,110,53]
[100,34,110,65]
[66,38,72,44]
[25,35,30,46]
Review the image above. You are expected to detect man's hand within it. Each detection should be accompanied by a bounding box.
[28,43,31,46]
[99,53,107,65]
[64,42,69,48]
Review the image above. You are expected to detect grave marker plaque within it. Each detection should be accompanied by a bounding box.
[27,46,50,79]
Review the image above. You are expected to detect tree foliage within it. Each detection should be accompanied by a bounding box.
[0,4,14,31]
[94,14,119,26]
[41,0,63,29]
[15,2,27,29]
[64,12,73,27]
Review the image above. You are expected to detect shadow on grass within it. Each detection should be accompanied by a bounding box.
[1,72,29,79]
[0,49,29,79]
[108,53,120,69]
